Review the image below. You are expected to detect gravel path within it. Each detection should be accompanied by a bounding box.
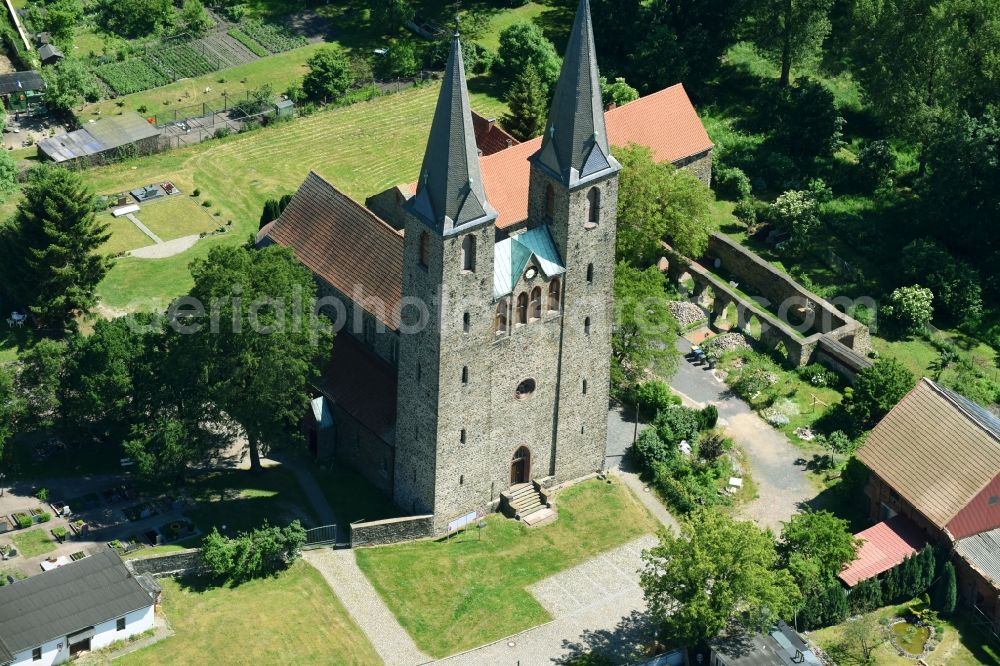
[670,337,816,533]
[127,234,200,259]
[304,548,431,666]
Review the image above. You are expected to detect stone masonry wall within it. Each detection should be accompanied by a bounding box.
[674,149,712,188]
[126,549,205,578]
[350,514,434,547]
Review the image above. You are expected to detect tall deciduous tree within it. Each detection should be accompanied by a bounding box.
[16,339,68,430]
[615,143,712,264]
[92,0,172,38]
[180,0,213,37]
[0,167,111,333]
[501,65,549,141]
[184,244,333,471]
[780,509,860,614]
[0,365,18,463]
[41,59,101,114]
[612,262,680,393]
[749,0,835,86]
[370,0,414,34]
[495,23,560,94]
[302,49,355,104]
[641,510,801,648]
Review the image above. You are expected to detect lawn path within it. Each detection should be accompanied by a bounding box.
[304,548,431,666]
[126,213,163,244]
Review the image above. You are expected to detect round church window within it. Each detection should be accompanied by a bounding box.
[515,378,536,399]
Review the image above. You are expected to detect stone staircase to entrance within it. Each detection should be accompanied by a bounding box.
[508,483,554,526]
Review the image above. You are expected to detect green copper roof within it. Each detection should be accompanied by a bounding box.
[494,226,565,298]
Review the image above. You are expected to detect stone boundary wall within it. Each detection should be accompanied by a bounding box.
[706,233,869,349]
[663,238,871,379]
[125,548,206,578]
[350,514,434,548]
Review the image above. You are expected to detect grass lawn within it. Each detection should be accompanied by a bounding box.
[118,560,380,665]
[475,1,548,51]
[11,528,56,558]
[80,44,330,120]
[311,464,403,526]
[121,543,192,560]
[355,479,659,658]
[809,604,1000,665]
[87,81,504,313]
[100,214,157,255]
[183,467,318,537]
[134,195,223,241]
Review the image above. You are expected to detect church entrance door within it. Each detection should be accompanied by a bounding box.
[510,446,531,485]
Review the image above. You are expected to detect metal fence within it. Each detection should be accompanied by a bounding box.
[303,524,338,549]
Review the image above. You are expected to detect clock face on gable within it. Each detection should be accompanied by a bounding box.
[525,267,538,280]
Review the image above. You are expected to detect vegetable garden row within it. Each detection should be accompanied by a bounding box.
[93,21,304,97]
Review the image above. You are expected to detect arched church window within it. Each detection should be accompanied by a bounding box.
[495,298,509,334]
[461,234,476,272]
[585,188,600,228]
[547,279,561,312]
[529,287,542,320]
[516,292,528,325]
[545,184,554,219]
[419,231,429,267]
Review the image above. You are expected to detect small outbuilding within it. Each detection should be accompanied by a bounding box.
[37,44,64,66]
[0,549,157,666]
[37,112,162,166]
[0,71,45,112]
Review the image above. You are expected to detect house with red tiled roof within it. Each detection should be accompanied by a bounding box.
[845,378,1000,628]
[258,0,713,538]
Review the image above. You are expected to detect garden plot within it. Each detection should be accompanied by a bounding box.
[98,195,220,254]
[146,42,216,80]
[198,32,260,69]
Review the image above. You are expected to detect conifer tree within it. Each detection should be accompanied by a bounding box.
[0,166,110,334]
[501,65,549,142]
[933,561,957,615]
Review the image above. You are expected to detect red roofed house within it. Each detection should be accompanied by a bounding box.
[844,378,1000,628]
[258,0,713,535]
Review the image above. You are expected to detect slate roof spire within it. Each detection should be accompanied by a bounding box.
[410,33,496,234]
[532,0,620,187]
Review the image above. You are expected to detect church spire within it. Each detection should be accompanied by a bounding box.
[410,33,496,234]
[532,0,619,187]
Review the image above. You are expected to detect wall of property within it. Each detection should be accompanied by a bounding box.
[127,549,205,578]
[954,555,1000,631]
[864,474,945,543]
[11,637,64,666]
[350,514,434,547]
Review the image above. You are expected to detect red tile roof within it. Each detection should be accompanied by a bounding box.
[257,171,404,329]
[477,83,713,229]
[471,110,519,156]
[315,334,397,443]
[839,516,928,587]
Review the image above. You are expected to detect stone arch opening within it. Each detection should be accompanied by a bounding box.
[510,446,531,486]
[461,234,476,272]
[547,278,561,312]
[529,286,542,320]
[585,187,600,228]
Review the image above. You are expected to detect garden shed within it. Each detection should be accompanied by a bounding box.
[0,71,45,112]
[37,113,162,165]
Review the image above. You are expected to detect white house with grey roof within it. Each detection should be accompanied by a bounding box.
[0,549,156,666]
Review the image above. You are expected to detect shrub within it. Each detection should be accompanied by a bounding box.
[52,526,68,540]
[849,577,884,614]
[201,521,306,581]
[713,165,751,200]
[16,515,31,529]
[633,428,673,470]
[201,200,212,207]
[770,189,820,256]
[38,512,51,523]
[901,239,983,326]
[933,561,957,615]
[697,429,732,461]
[35,488,49,501]
[733,198,758,228]
[845,358,916,431]
[797,363,839,388]
[654,406,702,446]
[635,380,680,416]
[192,188,201,196]
[884,285,934,334]
[698,405,718,430]
[856,139,896,191]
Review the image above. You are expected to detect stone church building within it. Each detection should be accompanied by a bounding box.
[258,0,713,532]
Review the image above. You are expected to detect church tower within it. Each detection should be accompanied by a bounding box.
[394,34,498,524]
[527,0,620,481]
